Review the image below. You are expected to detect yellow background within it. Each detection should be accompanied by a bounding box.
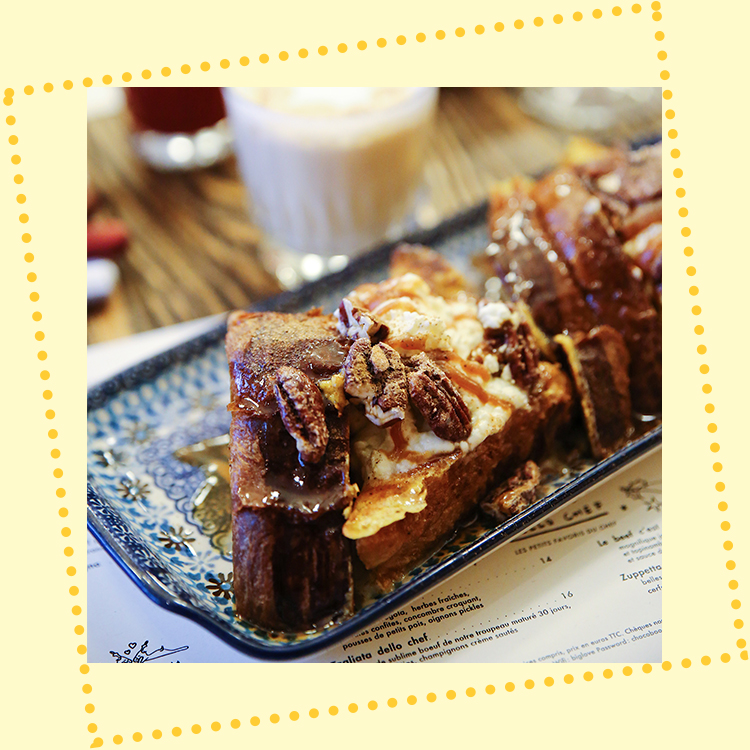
[2,1,748,747]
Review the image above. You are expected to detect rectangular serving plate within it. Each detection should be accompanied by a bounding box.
[87,200,661,660]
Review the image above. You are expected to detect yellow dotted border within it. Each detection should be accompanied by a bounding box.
[80,655,749,744]
[4,5,659,91]
[5,3,747,746]
[655,8,744,645]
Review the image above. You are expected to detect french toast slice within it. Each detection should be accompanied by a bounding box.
[486,177,596,336]
[227,275,573,619]
[531,167,661,415]
[347,362,572,589]
[335,266,573,590]
[226,310,357,631]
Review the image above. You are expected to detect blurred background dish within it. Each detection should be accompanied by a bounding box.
[86,87,661,345]
[125,87,232,170]
[518,87,662,131]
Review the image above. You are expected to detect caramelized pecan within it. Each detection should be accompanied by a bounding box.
[501,320,540,391]
[336,298,389,342]
[477,312,541,393]
[343,339,408,426]
[480,461,541,520]
[406,353,472,442]
[273,366,329,464]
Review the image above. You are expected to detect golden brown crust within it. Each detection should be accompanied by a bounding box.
[355,406,545,589]
[354,362,573,589]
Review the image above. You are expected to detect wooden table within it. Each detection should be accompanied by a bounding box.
[87,87,661,344]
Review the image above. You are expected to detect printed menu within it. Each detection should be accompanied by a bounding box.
[87,450,661,664]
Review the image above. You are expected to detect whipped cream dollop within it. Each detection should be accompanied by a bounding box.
[477,300,520,331]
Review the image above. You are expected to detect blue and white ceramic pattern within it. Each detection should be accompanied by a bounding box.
[87,203,661,659]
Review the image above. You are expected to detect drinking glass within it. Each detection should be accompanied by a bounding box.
[222,87,439,288]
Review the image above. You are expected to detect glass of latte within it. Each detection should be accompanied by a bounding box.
[222,87,439,288]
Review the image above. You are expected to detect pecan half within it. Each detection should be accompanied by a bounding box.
[336,298,389,342]
[343,339,408,426]
[476,311,541,393]
[273,366,329,464]
[501,319,540,391]
[406,353,472,442]
[480,461,541,520]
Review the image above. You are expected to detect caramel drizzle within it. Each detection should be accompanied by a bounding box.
[444,353,492,382]
[389,421,408,452]
[441,358,512,409]
[386,422,428,462]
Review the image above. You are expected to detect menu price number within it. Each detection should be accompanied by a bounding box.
[513,547,553,562]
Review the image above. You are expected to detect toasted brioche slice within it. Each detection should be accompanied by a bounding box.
[348,362,571,589]
[335,264,574,589]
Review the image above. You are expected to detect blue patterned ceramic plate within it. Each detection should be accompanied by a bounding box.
[87,202,661,659]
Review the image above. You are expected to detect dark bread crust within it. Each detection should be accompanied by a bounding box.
[232,507,353,632]
[226,311,356,631]
[555,326,633,459]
